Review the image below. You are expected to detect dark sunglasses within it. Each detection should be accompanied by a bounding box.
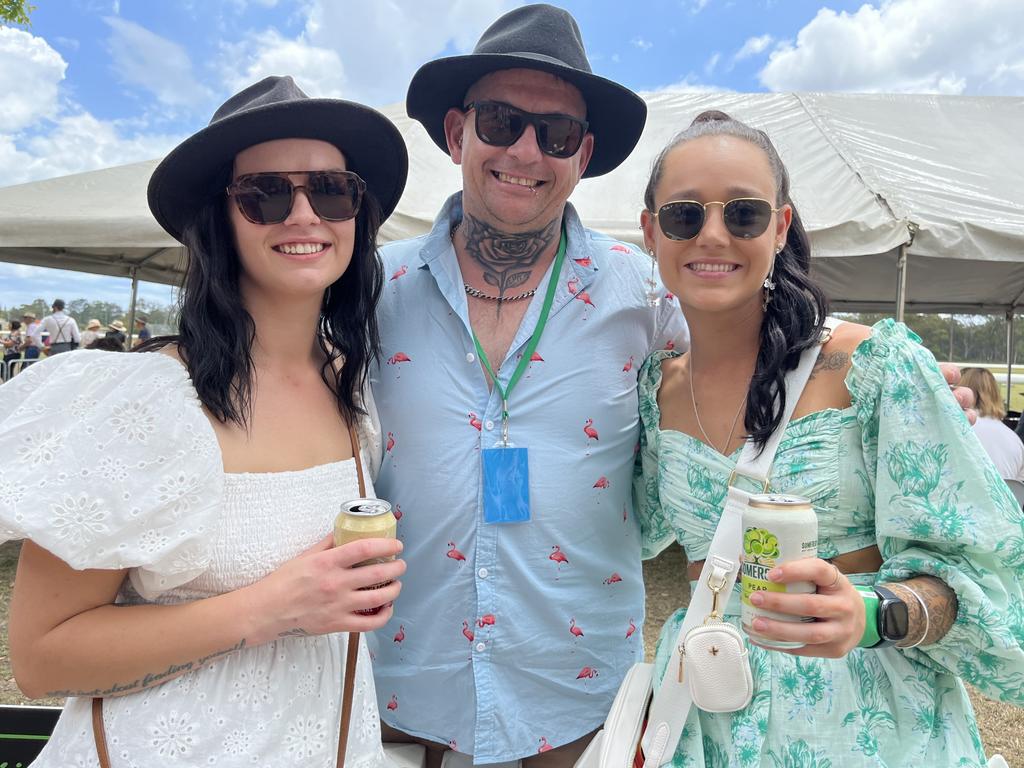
[463,100,589,159]
[226,170,365,225]
[653,198,780,241]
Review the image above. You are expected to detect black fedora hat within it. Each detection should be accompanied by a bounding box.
[407,3,646,178]
[148,76,409,242]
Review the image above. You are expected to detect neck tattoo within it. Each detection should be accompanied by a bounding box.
[456,214,559,316]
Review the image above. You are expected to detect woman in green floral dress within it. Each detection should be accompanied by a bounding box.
[634,110,1023,767]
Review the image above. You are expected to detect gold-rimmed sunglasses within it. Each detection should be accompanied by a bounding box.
[652,198,780,241]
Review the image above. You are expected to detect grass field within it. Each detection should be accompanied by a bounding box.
[1,540,1022,762]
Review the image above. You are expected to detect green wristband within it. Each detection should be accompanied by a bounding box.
[856,586,882,648]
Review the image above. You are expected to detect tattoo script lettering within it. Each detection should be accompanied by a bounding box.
[44,638,247,698]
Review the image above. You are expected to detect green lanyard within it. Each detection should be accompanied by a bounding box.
[472,227,567,446]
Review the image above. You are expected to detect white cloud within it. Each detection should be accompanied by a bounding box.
[688,0,710,13]
[1,114,181,187]
[760,0,1024,94]
[103,17,214,109]
[704,51,721,75]
[734,34,774,62]
[0,27,67,132]
[219,0,519,106]
[643,76,732,96]
[631,37,653,51]
[219,29,346,99]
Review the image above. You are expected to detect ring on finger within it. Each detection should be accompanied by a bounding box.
[825,563,841,590]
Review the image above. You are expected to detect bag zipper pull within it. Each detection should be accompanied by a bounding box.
[677,643,686,683]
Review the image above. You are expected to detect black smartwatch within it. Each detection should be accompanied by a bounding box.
[872,584,910,648]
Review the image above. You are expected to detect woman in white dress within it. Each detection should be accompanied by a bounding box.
[0,76,409,767]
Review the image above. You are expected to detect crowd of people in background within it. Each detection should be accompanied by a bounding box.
[0,299,154,379]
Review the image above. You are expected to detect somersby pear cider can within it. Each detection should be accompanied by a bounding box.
[740,493,817,649]
[334,498,397,614]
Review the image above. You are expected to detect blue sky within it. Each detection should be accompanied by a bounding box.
[2,0,1023,307]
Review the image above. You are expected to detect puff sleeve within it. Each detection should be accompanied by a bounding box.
[634,350,677,559]
[0,351,223,600]
[849,320,1024,704]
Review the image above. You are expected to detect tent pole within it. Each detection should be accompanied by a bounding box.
[126,267,139,350]
[1008,310,1015,415]
[895,243,908,322]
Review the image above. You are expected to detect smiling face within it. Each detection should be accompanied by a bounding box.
[641,134,791,318]
[444,68,594,232]
[229,138,356,301]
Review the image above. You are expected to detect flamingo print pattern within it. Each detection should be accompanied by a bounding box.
[569,618,584,639]
[390,265,408,281]
[368,202,686,762]
[538,737,554,753]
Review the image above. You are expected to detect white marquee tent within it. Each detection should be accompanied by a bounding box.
[2,91,1023,326]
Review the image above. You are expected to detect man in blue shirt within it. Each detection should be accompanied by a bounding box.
[371,5,685,767]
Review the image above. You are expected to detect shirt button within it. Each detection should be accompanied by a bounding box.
[478,568,488,579]
[485,420,495,431]
[466,353,475,363]
[475,642,486,652]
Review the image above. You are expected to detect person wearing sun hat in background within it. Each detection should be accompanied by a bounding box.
[79,318,103,348]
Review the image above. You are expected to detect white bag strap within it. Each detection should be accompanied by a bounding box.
[641,318,840,768]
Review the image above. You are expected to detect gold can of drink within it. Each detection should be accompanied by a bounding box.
[740,493,817,649]
[335,498,397,614]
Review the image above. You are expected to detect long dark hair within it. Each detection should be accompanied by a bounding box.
[644,110,830,449]
[138,162,384,429]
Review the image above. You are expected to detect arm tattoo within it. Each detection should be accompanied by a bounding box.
[461,214,560,302]
[44,638,247,699]
[883,576,958,647]
[278,627,312,638]
[809,350,849,380]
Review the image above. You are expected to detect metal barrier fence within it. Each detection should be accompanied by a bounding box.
[0,358,40,382]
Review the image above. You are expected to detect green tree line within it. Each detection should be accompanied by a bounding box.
[2,298,177,333]
[838,313,1024,364]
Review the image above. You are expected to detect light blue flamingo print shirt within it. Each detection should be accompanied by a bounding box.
[369,194,687,762]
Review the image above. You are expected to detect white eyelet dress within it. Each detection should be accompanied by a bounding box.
[0,350,388,768]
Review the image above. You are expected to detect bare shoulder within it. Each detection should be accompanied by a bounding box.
[812,321,871,377]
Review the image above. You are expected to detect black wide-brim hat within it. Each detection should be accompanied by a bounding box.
[149,76,409,243]
[407,4,646,178]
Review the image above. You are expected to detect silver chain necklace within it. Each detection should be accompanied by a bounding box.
[463,283,538,302]
[688,352,747,455]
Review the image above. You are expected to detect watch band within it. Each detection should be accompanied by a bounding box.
[855,587,882,648]
[873,583,910,646]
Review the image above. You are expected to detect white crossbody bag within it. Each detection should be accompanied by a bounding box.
[575,320,838,768]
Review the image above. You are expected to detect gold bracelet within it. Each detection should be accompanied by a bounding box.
[896,583,931,649]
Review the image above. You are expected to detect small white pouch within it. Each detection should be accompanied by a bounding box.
[681,620,753,713]
[679,566,753,713]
